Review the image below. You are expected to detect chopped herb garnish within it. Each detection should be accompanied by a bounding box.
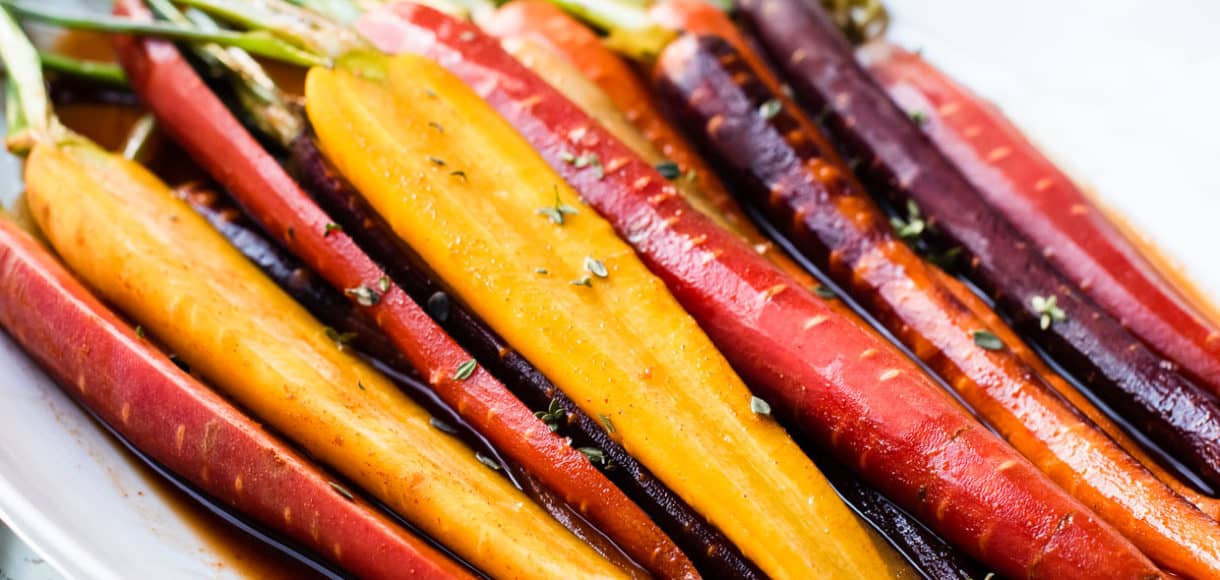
[655,161,681,180]
[427,291,451,322]
[750,396,772,416]
[972,330,1004,351]
[323,222,343,237]
[430,416,459,435]
[428,156,446,167]
[573,153,605,179]
[345,285,381,307]
[598,413,616,434]
[759,98,782,120]
[814,285,837,299]
[579,447,608,466]
[559,151,577,164]
[537,190,580,225]
[534,398,565,432]
[475,452,501,471]
[324,326,358,349]
[909,110,928,126]
[428,121,444,133]
[1032,295,1067,330]
[584,256,608,278]
[570,276,593,287]
[450,170,467,181]
[535,268,549,275]
[357,381,366,391]
[891,199,926,241]
[169,354,190,374]
[134,325,145,339]
[453,359,478,381]
[328,481,355,501]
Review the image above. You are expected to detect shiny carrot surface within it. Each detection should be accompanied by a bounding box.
[740,0,1220,490]
[315,16,910,577]
[484,0,803,278]
[655,33,1219,579]
[356,5,1159,578]
[111,1,676,576]
[0,214,468,580]
[26,137,621,579]
[864,42,1220,398]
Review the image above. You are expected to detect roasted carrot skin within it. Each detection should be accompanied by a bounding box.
[740,0,1220,489]
[864,43,1220,398]
[176,182,413,376]
[291,133,754,580]
[655,33,1220,579]
[360,5,1160,578]
[111,3,693,577]
[481,10,980,577]
[0,216,469,580]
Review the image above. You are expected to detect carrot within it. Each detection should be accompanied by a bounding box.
[477,19,985,579]
[289,134,758,580]
[931,267,1220,520]
[176,182,414,376]
[647,0,784,91]
[654,32,1220,579]
[26,125,629,579]
[0,214,470,580]
[483,0,794,273]
[863,42,1220,399]
[110,3,692,576]
[309,26,911,580]
[740,0,1220,490]
[354,5,1159,578]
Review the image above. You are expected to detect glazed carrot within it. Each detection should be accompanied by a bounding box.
[740,0,1220,490]
[864,43,1220,399]
[0,216,469,580]
[307,34,911,580]
[111,3,690,576]
[26,128,627,579]
[932,267,1220,520]
[481,24,983,580]
[176,182,413,375]
[354,5,1159,578]
[647,0,783,91]
[483,1,819,292]
[289,135,760,580]
[654,33,1220,579]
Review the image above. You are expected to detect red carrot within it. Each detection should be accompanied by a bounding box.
[0,217,469,580]
[110,2,694,576]
[357,4,1161,578]
[863,42,1220,398]
[739,0,1220,489]
[654,32,1220,578]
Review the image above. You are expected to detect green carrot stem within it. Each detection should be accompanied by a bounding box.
[174,0,365,58]
[1,1,331,68]
[39,51,128,87]
[145,0,303,148]
[544,0,673,61]
[0,4,51,141]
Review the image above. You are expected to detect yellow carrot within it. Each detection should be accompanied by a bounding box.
[24,139,624,580]
[306,53,911,580]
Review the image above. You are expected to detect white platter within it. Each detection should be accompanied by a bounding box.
[1,0,1217,578]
